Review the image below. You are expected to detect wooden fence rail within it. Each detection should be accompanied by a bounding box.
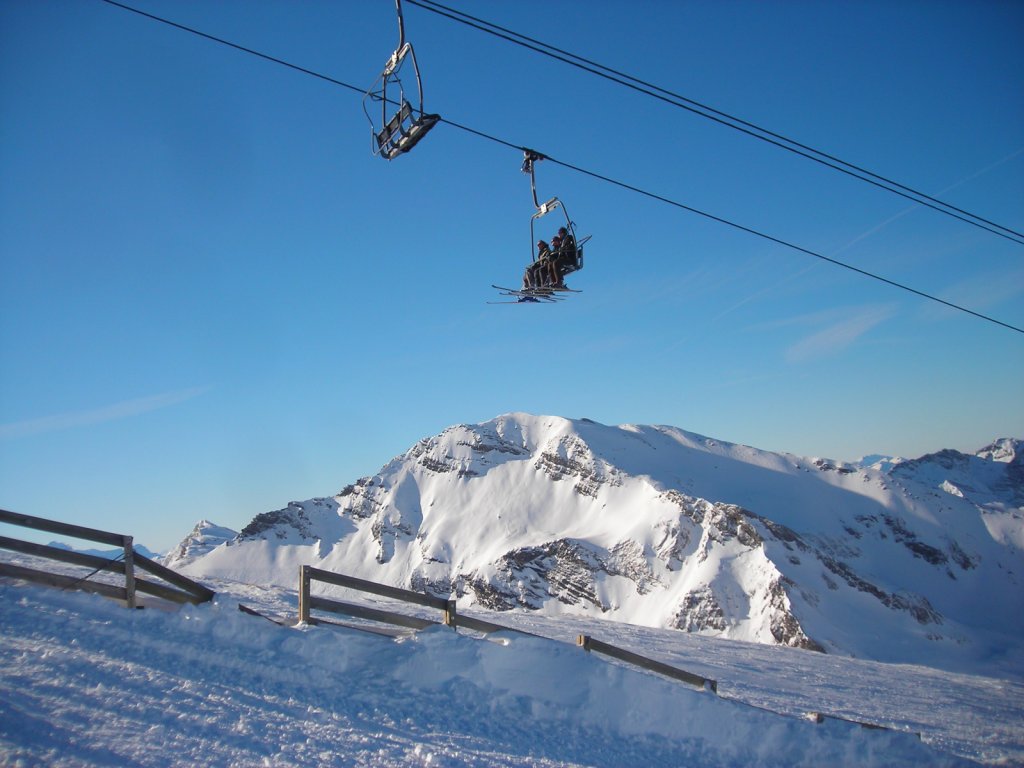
[299,565,548,639]
[0,561,129,603]
[298,565,456,627]
[578,634,718,692]
[0,508,214,607]
[0,535,128,575]
[132,551,216,603]
[0,508,126,547]
[307,595,438,631]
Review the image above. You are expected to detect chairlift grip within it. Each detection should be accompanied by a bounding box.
[383,42,411,77]
[538,197,560,216]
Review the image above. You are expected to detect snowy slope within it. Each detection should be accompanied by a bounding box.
[179,414,1024,674]
[890,438,1024,549]
[1,578,1007,767]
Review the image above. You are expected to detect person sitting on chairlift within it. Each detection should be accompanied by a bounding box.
[557,227,576,264]
[524,240,552,290]
[549,227,576,288]
[554,227,576,282]
[549,235,565,287]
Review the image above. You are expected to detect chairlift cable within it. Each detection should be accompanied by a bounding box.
[97,0,367,97]
[405,0,1024,247]
[95,0,1024,335]
[431,111,1024,335]
[541,152,1024,334]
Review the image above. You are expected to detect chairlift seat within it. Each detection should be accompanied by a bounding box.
[561,245,583,275]
[376,101,440,159]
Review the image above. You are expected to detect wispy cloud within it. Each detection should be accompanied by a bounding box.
[782,305,897,362]
[831,147,1024,257]
[922,268,1024,322]
[0,387,209,439]
[699,150,1024,346]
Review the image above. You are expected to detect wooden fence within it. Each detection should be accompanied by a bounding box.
[0,508,214,607]
[298,565,559,637]
[297,564,717,691]
[298,565,456,630]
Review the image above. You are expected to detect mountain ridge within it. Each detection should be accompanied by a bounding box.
[175,414,1024,673]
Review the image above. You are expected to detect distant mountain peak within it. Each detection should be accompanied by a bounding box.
[976,437,1021,464]
[890,439,1024,512]
[162,519,237,568]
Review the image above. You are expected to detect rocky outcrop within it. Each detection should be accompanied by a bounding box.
[239,502,316,541]
[535,434,623,498]
[467,539,607,611]
[673,586,727,632]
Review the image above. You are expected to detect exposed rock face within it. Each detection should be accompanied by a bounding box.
[674,586,727,633]
[607,539,659,594]
[337,479,383,519]
[183,415,1024,664]
[240,503,316,541]
[535,434,623,498]
[766,577,825,651]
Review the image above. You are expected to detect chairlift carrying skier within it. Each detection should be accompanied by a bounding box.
[491,152,591,304]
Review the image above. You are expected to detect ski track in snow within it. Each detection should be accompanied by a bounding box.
[1,573,1021,767]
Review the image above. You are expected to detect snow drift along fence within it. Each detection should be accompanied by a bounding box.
[298,565,718,692]
[0,508,214,607]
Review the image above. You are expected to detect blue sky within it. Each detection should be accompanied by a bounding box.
[2,0,1022,551]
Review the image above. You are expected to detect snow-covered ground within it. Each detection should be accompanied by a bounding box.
[2,572,1021,767]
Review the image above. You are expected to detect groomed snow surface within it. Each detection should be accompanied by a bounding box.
[2,576,1020,767]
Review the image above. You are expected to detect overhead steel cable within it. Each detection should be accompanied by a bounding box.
[98,0,367,97]
[96,0,1024,335]
[529,149,1024,334]
[406,0,1024,248]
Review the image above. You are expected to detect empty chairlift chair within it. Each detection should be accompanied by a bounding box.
[363,1,440,160]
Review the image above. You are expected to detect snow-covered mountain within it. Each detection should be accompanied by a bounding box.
[178,415,1024,672]
[161,520,237,569]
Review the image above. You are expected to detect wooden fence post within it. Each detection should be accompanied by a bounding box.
[298,565,311,624]
[122,535,136,609]
[444,599,457,628]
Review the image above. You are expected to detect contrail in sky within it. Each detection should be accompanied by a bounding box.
[0,387,209,439]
